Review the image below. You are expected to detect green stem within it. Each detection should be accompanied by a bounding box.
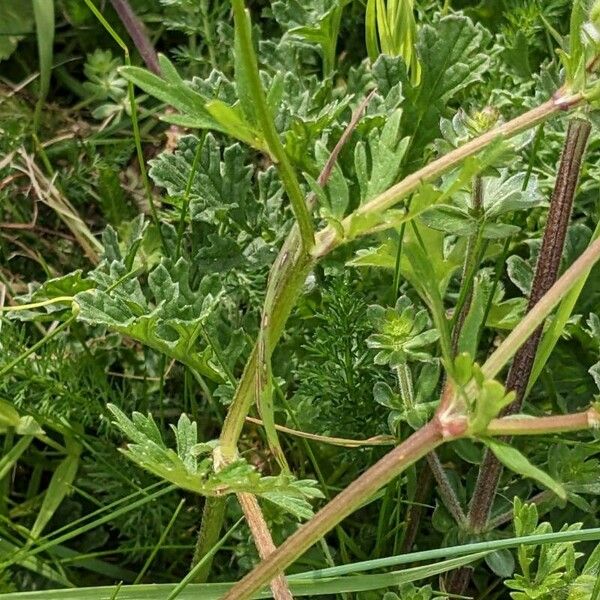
[451,177,485,340]
[219,235,314,459]
[176,133,205,259]
[396,362,414,406]
[313,92,582,257]
[191,497,227,582]
[231,0,314,251]
[200,0,217,70]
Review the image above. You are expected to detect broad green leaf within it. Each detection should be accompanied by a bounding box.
[350,224,466,296]
[355,109,409,203]
[74,258,224,381]
[486,439,567,500]
[485,548,515,578]
[204,100,266,151]
[120,63,213,120]
[271,0,351,75]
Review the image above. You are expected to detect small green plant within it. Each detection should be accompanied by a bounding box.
[5,1,600,600]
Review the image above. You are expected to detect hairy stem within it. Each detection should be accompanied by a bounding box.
[220,419,448,600]
[237,493,293,600]
[443,118,592,596]
[109,0,160,74]
[399,463,433,553]
[231,0,314,251]
[486,408,600,436]
[313,91,582,258]
[191,496,227,582]
[426,453,466,526]
[469,117,591,533]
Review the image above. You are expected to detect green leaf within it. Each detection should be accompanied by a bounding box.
[457,271,493,357]
[32,0,54,107]
[485,548,515,578]
[0,435,33,481]
[271,0,351,75]
[121,59,266,152]
[355,109,409,203]
[0,2,33,61]
[373,15,491,168]
[107,405,322,518]
[0,550,488,599]
[365,0,379,61]
[30,439,81,539]
[149,134,253,226]
[233,0,258,127]
[485,439,567,500]
[74,261,223,381]
[204,100,266,151]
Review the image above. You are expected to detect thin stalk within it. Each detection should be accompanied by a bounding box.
[237,493,293,600]
[109,0,160,74]
[84,0,165,250]
[0,317,74,378]
[191,497,227,582]
[452,117,592,594]
[397,363,466,525]
[399,464,433,553]
[392,222,407,298]
[231,0,314,251]
[176,133,205,259]
[134,499,185,583]
[451,175,485,342]
[425,453,466,526]
[200,0,217,70]
[313,91,582,258]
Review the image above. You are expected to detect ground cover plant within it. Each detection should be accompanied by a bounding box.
[3,0,600,598]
